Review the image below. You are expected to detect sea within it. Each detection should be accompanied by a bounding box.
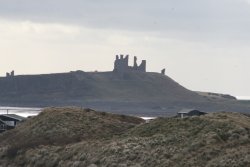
[236,96,250,100]
[0,106,42,117]
[0,96,249,118]
[0,106,156,120]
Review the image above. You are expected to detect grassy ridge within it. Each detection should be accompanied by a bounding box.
[0,108,249,167]
[0,107,144,157]
[0,71,202,103]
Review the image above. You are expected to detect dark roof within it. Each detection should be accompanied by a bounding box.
[0,119,6,124]
[0,114,26,121]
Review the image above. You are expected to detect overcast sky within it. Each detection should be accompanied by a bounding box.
[0,0,250,97]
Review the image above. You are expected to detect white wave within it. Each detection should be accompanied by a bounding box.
[0,106,42,117]
[236,96,250,100]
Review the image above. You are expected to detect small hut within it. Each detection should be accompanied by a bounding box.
[0,119,8,132]
[0,114,26,129]
[177,109,207,118]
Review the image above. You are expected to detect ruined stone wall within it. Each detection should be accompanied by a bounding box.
[114,55,129,72]
[113,55,146,73]
[6,70,14,77]
[136,60,146,72]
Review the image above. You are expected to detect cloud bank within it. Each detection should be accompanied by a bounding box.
[0,0,250,96]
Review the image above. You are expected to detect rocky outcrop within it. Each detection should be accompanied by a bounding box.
[196,91,237,100]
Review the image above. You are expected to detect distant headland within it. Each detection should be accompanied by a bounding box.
[0,55,249,116]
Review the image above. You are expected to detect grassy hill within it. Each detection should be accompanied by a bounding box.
[1,71,249,116]
[0,107,144,152]
[0,71,202,103]
[0,107,249,167]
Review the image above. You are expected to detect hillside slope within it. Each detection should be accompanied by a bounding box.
[0,71,249,116]
[0,71,202,103]
[0,107,144,149]
[0,108,249,167]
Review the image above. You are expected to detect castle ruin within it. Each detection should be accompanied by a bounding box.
[161,68,166,75]
[6,70,14,77]
[113,55,146,73]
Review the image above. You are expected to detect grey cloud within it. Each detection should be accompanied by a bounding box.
[0,0,250,42]
[1,0,250,96]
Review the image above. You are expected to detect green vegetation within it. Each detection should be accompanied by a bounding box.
[0,107,144,158]
[0,108,249,167]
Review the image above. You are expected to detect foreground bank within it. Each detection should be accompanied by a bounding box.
[0,107,249,167]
